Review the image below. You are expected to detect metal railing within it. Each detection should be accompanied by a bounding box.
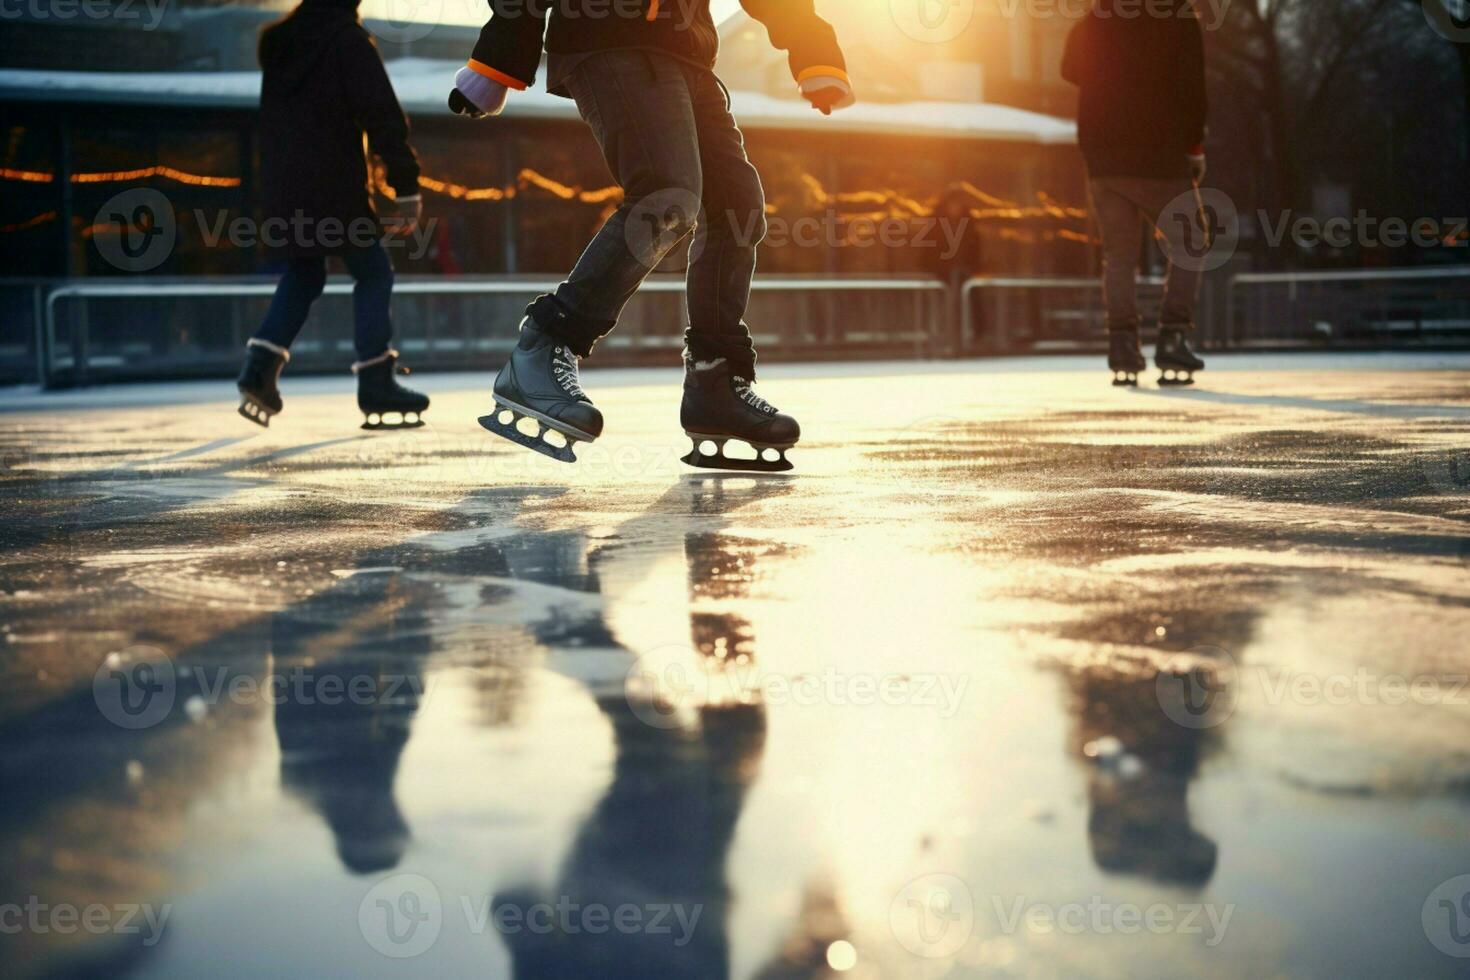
[0,280,55,387]
[1224,267,1470,348]
[11,267,1467,388]
[38,275,949,387]
[959,276,1220,353]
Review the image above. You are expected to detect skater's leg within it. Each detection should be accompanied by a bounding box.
[1141,180,1207,328]
[1089,178,1145,333]
[341,241,395,362]
[254,258,328,352]
[684,68,764,380]
[526,51,704,357]
[1132,179,1208,382]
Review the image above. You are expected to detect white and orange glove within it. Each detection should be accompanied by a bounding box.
[1188,145,1207,183]
[379,193,422,235]
[798,67,855,116]
[449,65,511,119]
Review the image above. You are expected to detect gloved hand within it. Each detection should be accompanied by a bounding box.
[1188,147,1207,183]
[449,65,510,119]
[798,70,856,116]
[380,194,422,235]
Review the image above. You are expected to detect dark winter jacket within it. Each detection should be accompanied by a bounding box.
[1061,0,1208,179]
[468,0,846,98]
[258,0,420,256]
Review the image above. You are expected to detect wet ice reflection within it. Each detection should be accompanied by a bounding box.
[2,357,1470,978]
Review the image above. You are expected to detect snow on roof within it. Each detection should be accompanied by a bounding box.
[0,59,1076,145]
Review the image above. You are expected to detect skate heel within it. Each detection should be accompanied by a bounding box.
[361,410,426,431]
[1158,368,1195,387]
[480,399,596,465]
[238,395,275,428]
[681,432,794,473]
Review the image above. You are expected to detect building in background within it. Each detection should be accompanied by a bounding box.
[0,3,1093,384]
[0,4,1087,281]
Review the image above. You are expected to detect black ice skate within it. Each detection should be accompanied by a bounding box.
[1108,329,1147,387]
[479,318,604,464]
[237,339,288,427]
[354,349,429,430]
[1156,326,1205,386]
[680,358,800,473]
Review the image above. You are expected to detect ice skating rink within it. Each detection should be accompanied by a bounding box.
[2,352,1469,978]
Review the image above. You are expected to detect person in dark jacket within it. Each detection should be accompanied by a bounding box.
[449,1,854,469]
[236,0,430,429]
[1063,0,1211,386]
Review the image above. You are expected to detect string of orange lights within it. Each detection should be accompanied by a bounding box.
[2,164,1093,240]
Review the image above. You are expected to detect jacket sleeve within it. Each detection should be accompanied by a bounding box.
[738,0,847,87]
[468,0,549,89]
[1177,14,1208,149]
[1060,19,1088,87]
[340,29,420,198]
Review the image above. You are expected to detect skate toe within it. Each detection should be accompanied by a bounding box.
[559,402,604,440]
[763,414,800,447]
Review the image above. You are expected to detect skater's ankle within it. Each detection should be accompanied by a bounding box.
[351,348,398,374]
[246,337,290,360]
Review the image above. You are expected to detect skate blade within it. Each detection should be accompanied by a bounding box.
[1157,370,1196,387]
[238,397,274,428]
[479,400,595,465]
[362,410,427,431]
[681,433,794,473]
[1111,371,1140,388]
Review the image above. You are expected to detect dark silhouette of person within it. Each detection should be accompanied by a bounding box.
[271,571,432,875]
[490,475,844,978]
[1063,0,1211,382]
[1069,658,1224,888]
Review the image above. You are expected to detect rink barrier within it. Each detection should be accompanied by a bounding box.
[37,275,949,388]
[959,276,1182,353]
[15,268,1469,387]
[1223,267,1470,348]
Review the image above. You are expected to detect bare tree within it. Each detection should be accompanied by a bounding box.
[1207,0,1403,216]
[1415,1,1470,212]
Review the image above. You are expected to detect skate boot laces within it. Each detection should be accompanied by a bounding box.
[734,377,776,415]
[552,346,586,400]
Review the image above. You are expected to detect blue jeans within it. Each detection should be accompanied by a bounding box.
[254,243,395,361]
[529,51,767,379]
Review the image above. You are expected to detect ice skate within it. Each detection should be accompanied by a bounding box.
[354,349,429,430]
[237,339,288,427]
[479,318,604,464]
[1108,329,1147,387]
[1156,326,1205,386]
[680,358,799,473]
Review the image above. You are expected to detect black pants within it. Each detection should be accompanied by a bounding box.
[530,50,768,379]
[254,243,395,362]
